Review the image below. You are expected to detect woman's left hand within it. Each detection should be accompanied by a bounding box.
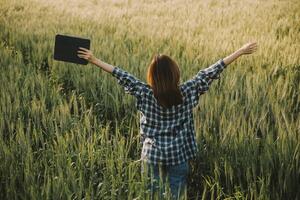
[77,47,97,64]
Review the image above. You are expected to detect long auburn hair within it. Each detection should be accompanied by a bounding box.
[147,54,183,109]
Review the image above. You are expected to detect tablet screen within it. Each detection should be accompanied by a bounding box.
[54,34,91,65]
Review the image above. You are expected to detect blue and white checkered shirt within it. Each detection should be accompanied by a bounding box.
[112,59,227,165]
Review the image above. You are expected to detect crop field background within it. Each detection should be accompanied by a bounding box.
[0,0,299,199]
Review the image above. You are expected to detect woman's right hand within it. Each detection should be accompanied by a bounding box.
[223,41,258,66]
[239,42,258,55]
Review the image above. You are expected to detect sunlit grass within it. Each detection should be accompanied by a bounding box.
[0,0,299,199]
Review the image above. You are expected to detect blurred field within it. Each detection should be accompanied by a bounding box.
[0,0,299,199]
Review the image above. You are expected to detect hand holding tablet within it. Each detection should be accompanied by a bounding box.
[54,34,91,65]
[77,47,96,64]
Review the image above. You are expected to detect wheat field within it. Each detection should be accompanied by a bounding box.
[0,0,299,199]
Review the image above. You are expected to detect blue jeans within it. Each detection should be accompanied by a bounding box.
[141,160,189,200]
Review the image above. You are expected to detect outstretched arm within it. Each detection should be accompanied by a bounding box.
[77,47,145,99]
[195,41,259,89]
[223,42,258,66]
[77,47,114,73]
[184,41,258,107]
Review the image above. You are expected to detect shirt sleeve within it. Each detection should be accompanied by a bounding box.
[111,66,145,99]
[184,59,227,107]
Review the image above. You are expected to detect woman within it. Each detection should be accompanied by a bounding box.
[77,41,258,199]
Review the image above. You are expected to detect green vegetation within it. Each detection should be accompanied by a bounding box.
[0,0,299,199]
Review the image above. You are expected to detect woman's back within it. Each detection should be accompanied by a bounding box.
[138,83,196,165]
[111,58,227,165]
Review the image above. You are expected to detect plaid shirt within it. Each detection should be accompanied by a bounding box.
[112,59,227,165]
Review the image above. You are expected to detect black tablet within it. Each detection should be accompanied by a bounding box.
[54,34,90,65]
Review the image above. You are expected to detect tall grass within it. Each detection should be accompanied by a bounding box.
[0,0,299,199]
